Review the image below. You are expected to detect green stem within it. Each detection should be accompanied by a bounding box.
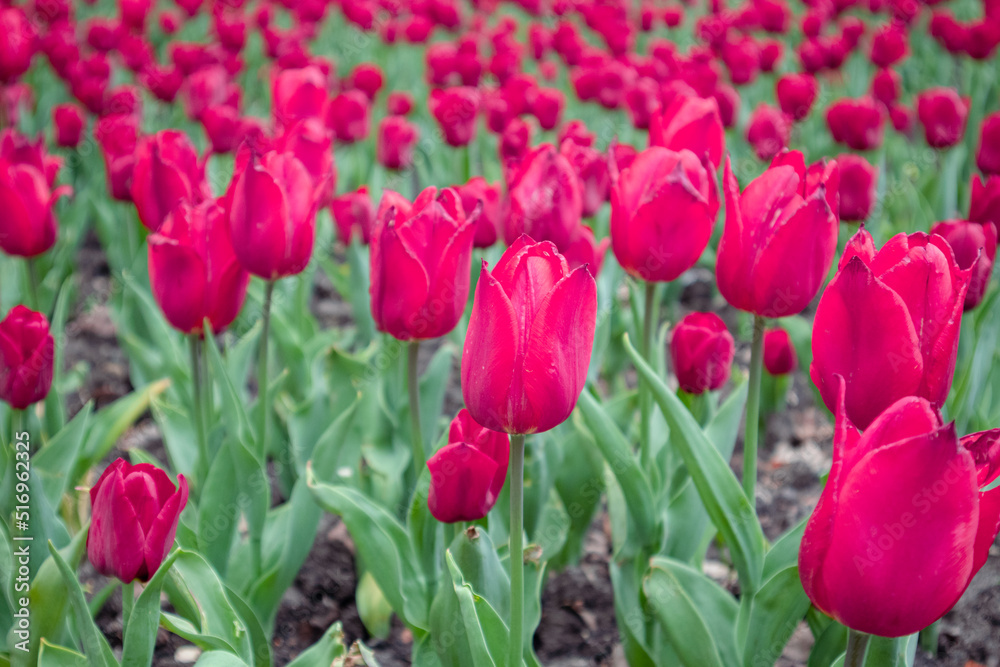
[122,581,135,636]
[463,143,472,182]
[189,336,209,487]
[408,341,425,474]
[845,629,871,667]
[24,258,40,312]
[257,281,275,461]
[639,281,657,468]
[743,315,765,504]
[508,433,526,667]
[919,620,940,655]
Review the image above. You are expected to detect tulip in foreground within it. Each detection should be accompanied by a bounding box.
[88,458,189,583]
[0,306,54,410]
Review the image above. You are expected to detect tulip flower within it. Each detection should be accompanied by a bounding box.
[826,97,884,151]
[326,90,371,144]
[889,104,915,136]
[970,175,1000,227]
[462,235,597,435]
[532,87,565,131]
[917,87,970,149]
[869,21,909,67]
[713,84,741,129]
[670,312,735,394]
[347,63,384,100]
[386,92,414,116]
[227,149,318,280]
[504,144,583,253]
[649,93,725,168]
[0,8,35,84]
[499,118,531,172]
[274,119,336,208]
[763,328,797,375]
[88,458,189,583]
[271,65,327,128]
[562,225,610,278]
[95,113,139,202]
[746,103,791,161]
[52,104,85,148]
[0,306,54,410]
[800,379,999,638]
[429,86,480,147]
[131,130,209,232]
[610,147,718,282]
[775,73,817,122]
[454,177,502,248]
[148,199,250,335]
[931,219,997,311]
[427,409,510,523]
[559,137,610,218]
[811,229,971,429]
[331,186,374,245]
[871,68,901,108]
[976,113,1000,176]
[0,158,72,259]
[376,116,419,171]
[837,154,878,222]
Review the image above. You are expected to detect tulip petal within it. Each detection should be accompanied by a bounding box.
[229,157,288,279]
[716,156,751,311]
[427,443,501,523]
[369,212,430,339]
[972,485,1000,581]
[962,429,1000,488]
[421,216,477,338]
[87,463,146,583]
[142,474,188,583]
[148,235,208,333]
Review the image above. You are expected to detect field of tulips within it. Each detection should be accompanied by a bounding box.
[2,0,1000,664]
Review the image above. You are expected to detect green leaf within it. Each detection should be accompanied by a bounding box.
[532,489,570,563]
[203,325,253,445]
[197,443,238,577]
[194,652,251,667]
[302,396,360,480]
[26,524,90,662]
[624,334,765,593]
[808,618,848,667]
[223,585,272,667]
[121,550,181,667]
[740,566,810,667]
[609,562,656,667]
[445,552,508,667]
[357,571,393,639]
[46,541,116,667]
[38,640,88,667]
[285,622,347,667]
[416,344,454,448]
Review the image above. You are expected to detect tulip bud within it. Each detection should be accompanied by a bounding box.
[462,236,597,434]
[331,186,375,245]
[871,68,901,108]
[95,113,139,202]
[454,177,502,248]
[88,458,189,583]
[347,63,384,100]
[427,409,510,523]
[717,151,839,318]
[800,379,997,638]
[532,87,565,131]
[610,147,718,282]
[376,116,419,170]
[976,113,1000,176]
[811,229,971,429]
[775,73,817,122]
[826,96,885,151]
[746,103,791,161]
[227,149,318,279]
[931,219,997,311]
[649,93,725,168]
[499,117,531,172]
[326,90,371,144]
[430,86,480,147]
[0,155,71,258]
[0,306,54,409]
[917,87,970,149]
[559,136,610,218]
[763,328,796,375]
[370,187,477,340]
[52,104,85,149]
[505,145,583,253]
[837,154,878,222]
[670,312,735,394]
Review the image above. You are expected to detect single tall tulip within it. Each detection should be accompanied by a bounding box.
[505,144,583,253]
[88,458,189,583]
[811,228,971,429]
[131,130,209,232]
[369,187,477,340]
[649,93,725,168]
[462,235,597,435]
[52,104,85,148]
[670,312,735,394]
[0,306,54,409]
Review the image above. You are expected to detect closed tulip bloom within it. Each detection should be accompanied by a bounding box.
[869,21,909,67]
[931,219,997,311]
[871,68,902,108]
[649,93,725,168]
[271,66,327,128]
[52,104,85,148]
[454,177,502,248]
[827,97,884,151]
[890,104,915,135]
[776,73,817,122]
[274,118,336,207]
[970,175,1000,227]
[95,113,139,202]
[148,200,249,335]
[800,380,999,637]
[917,88,969,149]
[611,147,718,282]
[717,151,840,318]
[670,312,735,394]
[427,409,510,523]
[462,235,597,434]
[976,113,1000,176]
[811,229,971,429]
[326,90,370,144]
[370,187,477,340]
[331,186,374,245]
[386,91,414,116]
[1,131,63,188]
[559,138,610,218]
[532,87,564,131]
[228,150,318,279]
[746,104,791,161]
[0,306,54,409]
[505,145,583,253]
[377,116,419,170]
[499,118,531,172]
[131,131,209,232]
[430,86,480,147]
[0,8,35,84]
[347,63,384,100]
[763,327,797,375]
[837,154,878,222]
[0,159,71,258]
[88,458,189,583]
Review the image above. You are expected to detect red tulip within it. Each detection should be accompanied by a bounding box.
[717,151,839,318]
[827,97,884,151]
[562,225,610,278]
[917,87,969,149]
[499,117,531,172]
[505,145,583,254]
[763,328,796,375]
[532,87,564,131]
[427,409,510,523]
[976,113,1000,176]
[95,113,139,202]
[0,306,54,410]
[670,312,735,394]
[1,130,63,188]
[376,116,419,170]
[889,104,915,136]
[52,104,85,148]
[88,459,189,583]
[331,186,374,245]
[970,175,1000,227]
[961,428,1000,577]
[610,147,718,282]
[386,91,414,116]
[746,103,791,161]
[776,73,817,122]
[227,150,318,279]
[649,93,725,168]
[871,68,901,108]
[931,219,997,311]
[271,66,328,128]
[462,235,597,434]
[326,90,370,144]
[454,177,502,248]
[182,65,240,123]
[0,8,35,84]
[721,37,760,85]
[370,187,477,340]
[811,229,971,429]
[131,131,209,233]
[559,138,610,219]
[274,118,336,207]
[430,86,480,147]
[869,21,909,67]
[837,154,878,222]
[0,159,71,259]
[759,40,784,71]
[347,63,384,100]
[800,380,999,637]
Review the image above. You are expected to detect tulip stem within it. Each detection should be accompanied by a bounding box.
[407,341,425,475]
[122,581,134,636]
[257,280,275,460]
[639,281,657,468]
[24,258,40,312]
[845,629,871,667]
[509,433,526,667]
[189,335,209,486]
[743,315,765,504]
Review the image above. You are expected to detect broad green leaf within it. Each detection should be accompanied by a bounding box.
[357,571,393,639]
[808,619,848,667]
[38,640,88,667]
[740,566,810,667]
[169,551,252,661]
[194,652,251,667]
[285,622,347,667]
[24,523,89,662]
[121,550,181,667]
[445,552,508,667]
[197,443,238,576]
[609,561,656,667]
[46,541,116,667]
[223,585,272,667]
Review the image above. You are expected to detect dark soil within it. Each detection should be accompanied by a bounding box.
[64,237,1000,666]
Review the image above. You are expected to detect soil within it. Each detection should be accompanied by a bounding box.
[63,235,1000,666]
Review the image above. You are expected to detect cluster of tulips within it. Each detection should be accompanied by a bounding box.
[1,0,1000,664]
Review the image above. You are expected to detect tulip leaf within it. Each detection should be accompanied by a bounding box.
[197,443,239,577]
[576,390,656,552]
[306,466,429,630]
[285,622,348,667]
[416,343,454,448]
[550,430,604,569]
[407,467,440,588]
[38,640,89,667]
[302,395,360,480]
[609,561,657,667]
[194,652,251,667]
[121,549,181,667]
[807,618,848,667]
[203,325,254,445]
[739,565,811,667]
[223,585,272,667]
[43,274,75,437]
[357,571,394,639]
[26,522,89,662]
[46,541,117,667]
[624,334,765,593]
[445,550,509,667]
[347,237,377,345]
[644,557,739,667]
